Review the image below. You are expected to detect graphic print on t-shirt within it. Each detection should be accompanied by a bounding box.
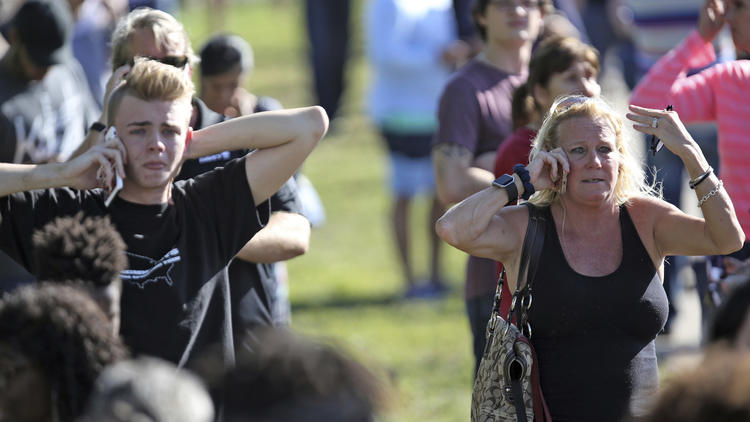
[121,248,181,288]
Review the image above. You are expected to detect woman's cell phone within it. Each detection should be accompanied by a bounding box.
[103,127,123,207]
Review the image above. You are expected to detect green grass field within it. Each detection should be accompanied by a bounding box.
[180,1,475,420]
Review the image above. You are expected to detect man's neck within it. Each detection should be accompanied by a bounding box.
[118,183,172,205]
[482,40,532,75]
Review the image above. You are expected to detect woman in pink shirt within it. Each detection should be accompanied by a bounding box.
[630,0,750,268]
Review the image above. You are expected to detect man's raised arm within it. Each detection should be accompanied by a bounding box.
[185,106,328,206]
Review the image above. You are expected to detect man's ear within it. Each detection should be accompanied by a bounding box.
[473,7,487,31]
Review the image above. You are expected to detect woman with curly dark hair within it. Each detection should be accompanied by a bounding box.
[0,283,128,422]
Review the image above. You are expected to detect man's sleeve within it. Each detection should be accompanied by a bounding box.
[434,77,480,153]
[180,157,270,261]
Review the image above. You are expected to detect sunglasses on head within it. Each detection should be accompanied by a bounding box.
[129,55,189,69]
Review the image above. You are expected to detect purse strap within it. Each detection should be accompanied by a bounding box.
[490,203,546,336]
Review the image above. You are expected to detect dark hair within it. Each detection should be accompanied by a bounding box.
[200,328,388,422]
[709,279,750,345]
[641,346,750,422]
[471,0,553,41]
[32,212,127,287]
[508,36,599,130]
[81,357,214,422]
[199,34,254,77]
[0,283,128,422]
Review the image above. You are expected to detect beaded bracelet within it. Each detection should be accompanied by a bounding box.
[698,180,723,207]
[689,166,713,190]
[513,164,535,200]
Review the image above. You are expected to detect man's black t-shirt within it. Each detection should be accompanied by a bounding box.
[0,157,266,366]
[178,96,304,345]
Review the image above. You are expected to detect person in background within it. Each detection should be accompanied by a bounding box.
[493,35,600,179]
[436,95,743,419]
[366,0,470,298]
[639,346,750,422]
[0,283,128,422]
[71,0,129,107]
[0,0,101,286]
[304,0,350,122]
[0,0,98,165]
[199,328,388,422]
[431,0,547,375]
[80,356,214,422]
[196,33,307,327]
[32,212,127,335]
[198,34,282,118]
[629,0,750,336]
[708,275,750,350]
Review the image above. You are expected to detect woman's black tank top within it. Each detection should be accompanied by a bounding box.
[528,205,668,422]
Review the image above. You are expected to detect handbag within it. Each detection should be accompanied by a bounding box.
[471,203,551,422]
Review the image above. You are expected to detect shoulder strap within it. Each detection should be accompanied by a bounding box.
[516,203,546,292]
[512,203,547,332]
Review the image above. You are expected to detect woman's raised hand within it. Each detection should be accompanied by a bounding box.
[626,104,696,158]
[527,147,569,193]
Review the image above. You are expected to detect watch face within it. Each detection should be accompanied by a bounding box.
[494,174,514,188]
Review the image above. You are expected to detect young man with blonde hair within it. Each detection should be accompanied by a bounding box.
[74,8,313,342]
[0,59,328,367]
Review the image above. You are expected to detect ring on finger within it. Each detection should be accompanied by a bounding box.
[651,117,659,129]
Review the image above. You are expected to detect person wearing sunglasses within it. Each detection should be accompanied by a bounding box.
[437,95,743,420]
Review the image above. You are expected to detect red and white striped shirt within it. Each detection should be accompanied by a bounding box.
[630,29,750,238]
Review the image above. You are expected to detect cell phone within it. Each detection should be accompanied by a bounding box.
[103,126,123,207]
[104,173,123,207]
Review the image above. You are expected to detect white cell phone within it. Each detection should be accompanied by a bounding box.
[104,174,123,207]
[103,126,123,207]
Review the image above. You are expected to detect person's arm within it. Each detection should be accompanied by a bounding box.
[627,105,745,256]
[235,211,310,263]
[432,143,496,204]
[629,1,725,121]
[436,146,567,262]
[186,106,328,206]
[0,134,126,197]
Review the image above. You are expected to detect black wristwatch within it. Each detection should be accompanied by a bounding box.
[89,122,106,133]
[492,174,518,206]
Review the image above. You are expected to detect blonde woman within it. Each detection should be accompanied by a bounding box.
[436,95,743,420]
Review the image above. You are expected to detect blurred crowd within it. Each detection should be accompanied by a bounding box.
[0,0,749,420]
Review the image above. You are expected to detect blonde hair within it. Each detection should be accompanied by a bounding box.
[110,7,198,69]
[528,95,658,207]
[106,58,194,125]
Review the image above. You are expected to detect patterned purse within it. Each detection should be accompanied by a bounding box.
[471,204,551,422]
